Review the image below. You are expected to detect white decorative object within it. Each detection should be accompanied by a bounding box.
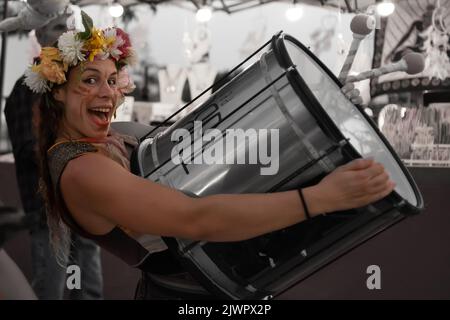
[421,3,450,81]
[183,23,212,64]
[157,64,187,105]
[186,62,217,113]
[112,96,135,122]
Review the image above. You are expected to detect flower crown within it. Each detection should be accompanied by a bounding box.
[24,11,136,94]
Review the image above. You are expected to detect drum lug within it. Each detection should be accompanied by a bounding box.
[393,199,406,209]
[339,138,350,146]
[245,284,258,293]
[300,249,307,257]
[287,65,297,72]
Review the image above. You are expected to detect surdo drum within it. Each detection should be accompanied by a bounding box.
[131,32,423,299]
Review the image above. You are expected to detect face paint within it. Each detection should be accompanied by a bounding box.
[55,59,120,141]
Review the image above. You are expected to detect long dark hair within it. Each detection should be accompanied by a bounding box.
[36,91,71,262]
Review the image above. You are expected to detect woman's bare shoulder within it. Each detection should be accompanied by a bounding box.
[64,151,128,177]
[60,151,132,200]
[59,152,129,234]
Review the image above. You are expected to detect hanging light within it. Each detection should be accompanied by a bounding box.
[109,2,124,18]
[376,0,395,17]
[196,6,213,23]
[285,3,304,22]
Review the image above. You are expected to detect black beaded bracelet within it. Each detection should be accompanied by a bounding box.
[298,188,311,220]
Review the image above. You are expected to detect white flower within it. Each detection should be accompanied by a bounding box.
[23,66,50,93]
[104,28,125,60]
[58,30,85,66]
[103,28,116,40]
[109,35,125,60]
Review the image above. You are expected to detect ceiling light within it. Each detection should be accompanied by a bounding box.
[109,3,124,18]
[376,1,395,17]
[196,7,212,23]
[285,4,304,22]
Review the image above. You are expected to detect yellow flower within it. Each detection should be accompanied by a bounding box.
[84,28,107,61]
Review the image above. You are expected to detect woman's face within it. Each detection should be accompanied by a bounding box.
[54,59,121,140]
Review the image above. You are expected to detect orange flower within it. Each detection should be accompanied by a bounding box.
[40,47,63,62]
[40,60,66,85]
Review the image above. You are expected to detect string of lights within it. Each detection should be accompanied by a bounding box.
[66,0,398,21]
[69,0,398,17]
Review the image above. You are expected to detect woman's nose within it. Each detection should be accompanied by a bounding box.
[98,81,115,98]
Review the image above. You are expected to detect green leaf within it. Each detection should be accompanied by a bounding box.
[79,10,93,40]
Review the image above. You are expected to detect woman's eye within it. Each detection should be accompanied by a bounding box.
[108,78,117,86]
[83,77,96,85]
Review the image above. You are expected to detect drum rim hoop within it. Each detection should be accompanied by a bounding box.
[272,32,424,212]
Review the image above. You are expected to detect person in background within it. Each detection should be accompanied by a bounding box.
[4,13,103,300]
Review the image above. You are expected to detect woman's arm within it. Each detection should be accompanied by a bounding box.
[60,154,395,242]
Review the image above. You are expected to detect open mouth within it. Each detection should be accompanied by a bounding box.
[88,107,112,126]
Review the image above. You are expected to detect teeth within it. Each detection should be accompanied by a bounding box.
[90,108,110,113]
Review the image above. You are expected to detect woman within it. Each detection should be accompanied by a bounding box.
[25,12,395,299]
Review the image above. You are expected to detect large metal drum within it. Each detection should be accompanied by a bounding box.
[132,32,423,299]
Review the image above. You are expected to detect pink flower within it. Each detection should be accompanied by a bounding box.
[115,28,132,60]
[117,67,135,94]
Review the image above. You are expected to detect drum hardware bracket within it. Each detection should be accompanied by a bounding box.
[179,240,207,255]
[366,204,379,214]
[137,137,153,176]
[258,252,277,268]
[149,132,173,187]
[393,199,406,209]
[339,137,351,147]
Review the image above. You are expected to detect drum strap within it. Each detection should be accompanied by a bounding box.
[259,53,335,172]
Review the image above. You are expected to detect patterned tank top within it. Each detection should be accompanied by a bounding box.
[47,130,181,273]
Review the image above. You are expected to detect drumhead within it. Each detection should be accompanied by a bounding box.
[276,34,421,208]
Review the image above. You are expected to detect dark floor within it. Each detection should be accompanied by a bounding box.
[2,160,450,299]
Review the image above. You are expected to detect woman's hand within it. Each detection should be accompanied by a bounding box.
[304,158,396,216]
